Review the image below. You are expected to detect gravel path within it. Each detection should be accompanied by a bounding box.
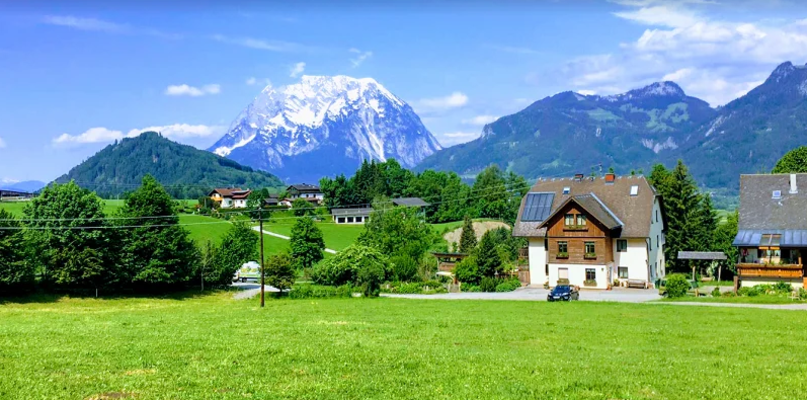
[251,226,338,254]
[231,282,279,300]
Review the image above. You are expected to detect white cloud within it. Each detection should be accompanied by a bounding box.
[0,137,6,149]
[164,84,221,97]
[53,124,226,145]
[349,48,373,68]
[558,2,807,105]
[439,131,480,146]
[577,90,598,96]
[246,77,272,87]
[415,92,469,114]
[211,34,309,52]
[289,62,306,78]
[42,15,178,39]
[462,115,498,126]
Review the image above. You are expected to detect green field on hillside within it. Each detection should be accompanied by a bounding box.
[262,220,365,251]
[1,295,806,399]
[181,215,290,258]
[0,199,197,217]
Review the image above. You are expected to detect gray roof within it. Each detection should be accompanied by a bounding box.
[733,174,807,247]
[514,175,658,238]
[331,207,373,217]
[288,183,320,192]
[677,251,727,260]
[392,197,430,207]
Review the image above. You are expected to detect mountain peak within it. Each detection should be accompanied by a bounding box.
[766,61,807,84]
[599,81,685,103]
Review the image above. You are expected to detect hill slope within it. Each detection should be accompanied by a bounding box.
[56,132,283,198]
[209,75,442,183]
[417,81,715,179]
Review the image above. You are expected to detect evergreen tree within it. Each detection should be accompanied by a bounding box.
[475,230,502,278]
[289,217,325,270]
[119,175,199,289]
[662,160,701,272]
[0,209,34,294]
[459,215,477,253]
[210,221,258,285]
[713,210,739,277]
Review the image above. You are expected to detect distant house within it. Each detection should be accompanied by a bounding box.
[287,184,323,204]
[733,174,807,288]
[209,188,252,209]
[331,207,372,224]
[264,194,280,207]
[513,174,666,289]
[0,189,34,201]
[391,197,430,207]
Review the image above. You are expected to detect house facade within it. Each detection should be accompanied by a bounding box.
[514,174,665,289]
[209,188,252,209]
[287,184,323,204]
[732,174,807,288]
[331,207,372,224]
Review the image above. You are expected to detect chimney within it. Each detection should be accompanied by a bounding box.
[790,174,798,194]
[574,173,584,182]
[605,173,615,184]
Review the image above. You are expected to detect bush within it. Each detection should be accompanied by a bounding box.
[463,285,482,292]
[711,287,721,297]
[737,286,752,297]
[453,256,480,284]
[480,277,497,292]
[387,281,447,294]
[288,284,355,299]
[495,278,521,292]
[312,244,389,286]
[664,274,690,298]
[721,290,736,298]
[774,281,793,294]
[390,255,419,282]
[356,259,386,297]
[799,288,807,300]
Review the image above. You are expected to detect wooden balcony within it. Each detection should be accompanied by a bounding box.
[736,263,803,279]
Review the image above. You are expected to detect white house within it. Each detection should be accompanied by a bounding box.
[287,184,323,204]
[513,174,665,289]
[209,188,252,209]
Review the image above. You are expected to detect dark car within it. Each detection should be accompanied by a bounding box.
[547,285,579,302]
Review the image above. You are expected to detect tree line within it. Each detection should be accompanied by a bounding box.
[319,159,530,224]
[0,176,263,296]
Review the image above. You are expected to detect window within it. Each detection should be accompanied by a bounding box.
[347,217,354,223]
[585,268,596,281]
[656,235,659,248]
[617,239,627,252]
[630,185,639,196]
[772,190,782,200]
[356,216,363,223]
[337,217,345,224]
[558,268,569,279]
[558,241,568,257]
[585,242,595,254]
[656,209,659,223]
[562,187,570,195]
[564,214,575,226]
[545,264,549,275]
[577,214,587,226]
[618,267,628,279]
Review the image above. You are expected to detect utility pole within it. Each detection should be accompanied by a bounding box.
[259,207,265,308]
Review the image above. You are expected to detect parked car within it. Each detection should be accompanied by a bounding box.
[547,285,579,302]
[657,279,704,297]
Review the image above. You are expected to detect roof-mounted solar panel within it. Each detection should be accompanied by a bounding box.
[521,192,555,221]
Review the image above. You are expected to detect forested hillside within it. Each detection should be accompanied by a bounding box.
[55,132,283,198]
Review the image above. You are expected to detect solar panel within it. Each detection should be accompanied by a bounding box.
[522,192,555,221]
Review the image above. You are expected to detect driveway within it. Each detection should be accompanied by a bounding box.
[231,281,279,300]
[382,286,661,303]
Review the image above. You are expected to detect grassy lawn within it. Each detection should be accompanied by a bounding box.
[2,295,807,399]
[262,220,364,251]
[0,199,198,217]
[660,295,802,304]
[181,214,290,257]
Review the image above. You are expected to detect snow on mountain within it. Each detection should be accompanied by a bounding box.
[601,81,685,103]
[209,75,442,183]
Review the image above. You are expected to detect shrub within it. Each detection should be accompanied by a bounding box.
[390,255,419,282]
[453,256,480,285]
[418,254,438,282]
[737,286,752,297]
[711,287,721,298]
[799,288,807,300]
[664,274,690,298]
[388,282,448,294]
[288,284,354,299]
[463,285,481,292]
[495,278,521,292]
[356,259,386,297]
[774,281,793,294]
[721,290,736,298]
[312,244,389,286]
[480,277,497,292]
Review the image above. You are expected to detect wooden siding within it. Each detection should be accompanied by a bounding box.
[737,263,803,279]
[545,203,614,265]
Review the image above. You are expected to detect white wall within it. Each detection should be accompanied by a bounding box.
[613,239,650,282]
[221,198,233,208]
[548,263,609,289]
[528,238,547,286]
[648,198,666,283]
[234,199,247,208]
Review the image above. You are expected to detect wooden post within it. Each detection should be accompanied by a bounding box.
[259,208,265,308]
[733,275,739,294]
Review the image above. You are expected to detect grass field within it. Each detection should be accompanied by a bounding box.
[1,295,807,399]
[0,199,197,217]
[661,295,803,304]
[262,220,364,251]
[181,215,290,257]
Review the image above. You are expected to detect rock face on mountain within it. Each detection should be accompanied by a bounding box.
[418,62,807,200]
[209,75,442,183]
[417,81,715,179]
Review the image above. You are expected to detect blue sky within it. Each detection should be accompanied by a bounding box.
[2,0,807,182]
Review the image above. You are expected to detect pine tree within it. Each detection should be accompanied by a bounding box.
[663,160,701,273]
[459,215,477,254]
[475,230,502,278]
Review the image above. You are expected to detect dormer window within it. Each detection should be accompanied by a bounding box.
[630,185,639,196]
[772,190,782,200]
[562,187,571,195]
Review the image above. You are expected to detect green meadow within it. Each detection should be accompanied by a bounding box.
[1,295,806,399]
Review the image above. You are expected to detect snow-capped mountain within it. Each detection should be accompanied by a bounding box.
[209,75,442,183]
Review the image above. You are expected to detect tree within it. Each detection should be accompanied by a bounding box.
[453,255,480,284]
[0,209,34,294]
[654,161,701,273]
[23,181,120,289]
[292,198,314,217]
[359,198,436,261]
[210,221,258,285]
[687,193,718,275]
[200,240,216,290]
[713,210,739,278]
[289,217,325,270]
[476,230,503,278]
[265,253,296,295]
[312,244,389,287]
[119,175,199,289]
[772,146,807,173]
[459,215,477,253]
